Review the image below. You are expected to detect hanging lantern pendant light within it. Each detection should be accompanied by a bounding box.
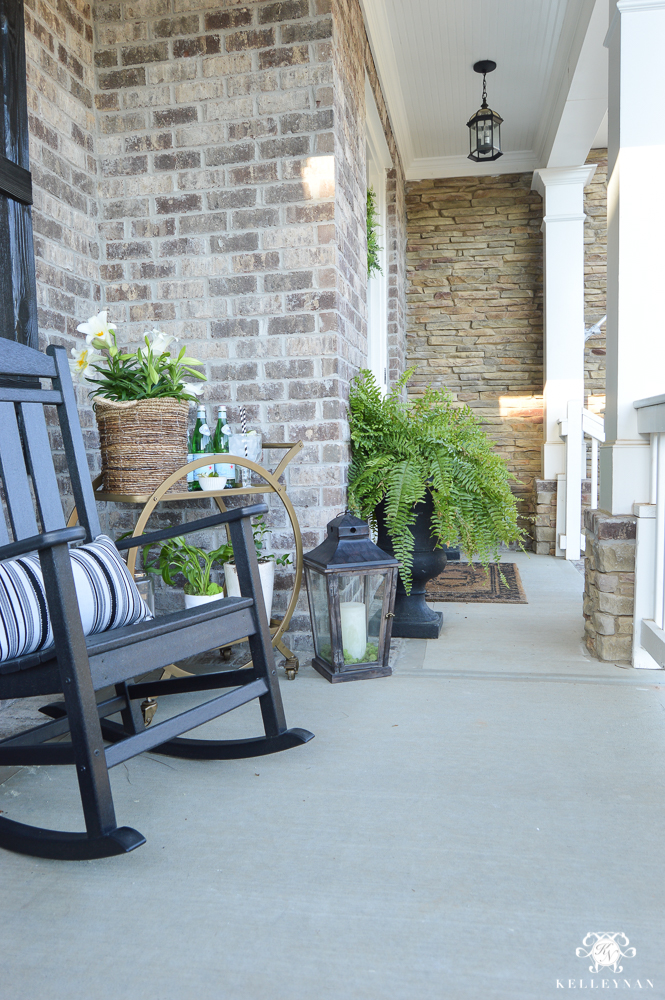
[467,60,503,163]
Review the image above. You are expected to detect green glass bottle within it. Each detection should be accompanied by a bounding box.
[213,405,235,481]
[191,404,207,453]
[188,404,212,490]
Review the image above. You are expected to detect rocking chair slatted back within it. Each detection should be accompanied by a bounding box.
[0,337,57,379]
[0,497,7,547]
[18,402,66,532]
[0,399,40,539]
[49,345,101,542]
[0,340,100,543]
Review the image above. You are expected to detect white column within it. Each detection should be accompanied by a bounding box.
[531,166,597,479]
[600,0,665,514]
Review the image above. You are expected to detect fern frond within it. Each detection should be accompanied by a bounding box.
[382,458,427,591]
[347,368,525,593]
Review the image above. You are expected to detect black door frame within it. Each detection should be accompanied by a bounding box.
[0,0,37,352]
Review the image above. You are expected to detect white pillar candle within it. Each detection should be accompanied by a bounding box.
[339,602,367,661]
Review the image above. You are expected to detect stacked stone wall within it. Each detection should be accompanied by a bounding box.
[405,172,544,538]
[405,153,608,552]
[533,477,592,556]
[583,509,635,662]
[584,148,607,410]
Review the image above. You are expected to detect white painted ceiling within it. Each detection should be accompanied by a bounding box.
[361,0,609,179]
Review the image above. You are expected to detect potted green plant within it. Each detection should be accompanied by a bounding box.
[222,515,291,620]
[69,312,206,495]
[144,535,228,609]
[348,369,524,637]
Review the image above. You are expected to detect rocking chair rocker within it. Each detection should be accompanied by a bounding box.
[0,338,313,860]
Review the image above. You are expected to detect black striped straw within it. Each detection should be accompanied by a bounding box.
[240,405,248,458]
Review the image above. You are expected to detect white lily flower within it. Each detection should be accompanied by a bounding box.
[77,311,116,351]
[69,345,102,382]
[182,381,205,396]
[147,329,177,357]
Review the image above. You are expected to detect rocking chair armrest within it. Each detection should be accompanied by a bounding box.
[0,527,87,562]
[115,503,269,551]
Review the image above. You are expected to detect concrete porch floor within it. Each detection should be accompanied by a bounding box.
[1,552,665,999]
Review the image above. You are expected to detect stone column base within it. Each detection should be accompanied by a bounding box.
[533,478,592,555]
[583,509,636,662]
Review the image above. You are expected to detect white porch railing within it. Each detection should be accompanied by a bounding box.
[633,393,665,667]
[556,400,605,560]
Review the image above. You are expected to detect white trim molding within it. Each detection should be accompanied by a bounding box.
[606,1,665,49]
[542,0,609,169]
[534,0,597,168]
[617,0,665,10]
[359,0,414,171]
[365,75,392,173]
[531,164,597,196]
[407,150,538,181]
[540,214,587,232]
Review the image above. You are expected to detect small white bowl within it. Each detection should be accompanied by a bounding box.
[198,476,227,491]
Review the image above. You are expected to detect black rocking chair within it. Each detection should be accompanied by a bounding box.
[0,338,313,860]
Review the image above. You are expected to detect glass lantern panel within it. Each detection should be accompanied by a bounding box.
[493,120,501,152]
[365,573,387,650]
[469,121,478,156]
[306,568,333,664]
[477,119,493,154]
[337,572,387,666]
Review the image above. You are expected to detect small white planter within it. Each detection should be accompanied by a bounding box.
[198,476,227,491]
[184,591,225,609]
[223,560,274,620]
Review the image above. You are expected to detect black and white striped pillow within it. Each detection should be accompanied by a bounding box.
[0,534,152,662]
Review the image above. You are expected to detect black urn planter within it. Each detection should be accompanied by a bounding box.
[375,494,446,639]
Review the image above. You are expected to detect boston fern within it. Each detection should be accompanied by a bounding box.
[348,369,524,592]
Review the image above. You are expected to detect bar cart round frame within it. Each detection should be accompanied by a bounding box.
[68,441,303,680]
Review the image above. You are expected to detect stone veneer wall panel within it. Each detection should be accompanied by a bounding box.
[405,172,544,539]
[583,508,635,663]
[584,148,607,410]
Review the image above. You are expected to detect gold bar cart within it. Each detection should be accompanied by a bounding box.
[68,441,304,681]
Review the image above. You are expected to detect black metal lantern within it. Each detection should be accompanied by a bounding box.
[303,513,399,683]
[467,60,503,163]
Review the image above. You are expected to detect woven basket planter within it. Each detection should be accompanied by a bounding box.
[95,397,189,495]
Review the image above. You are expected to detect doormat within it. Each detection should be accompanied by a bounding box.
[425,562,527,604]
